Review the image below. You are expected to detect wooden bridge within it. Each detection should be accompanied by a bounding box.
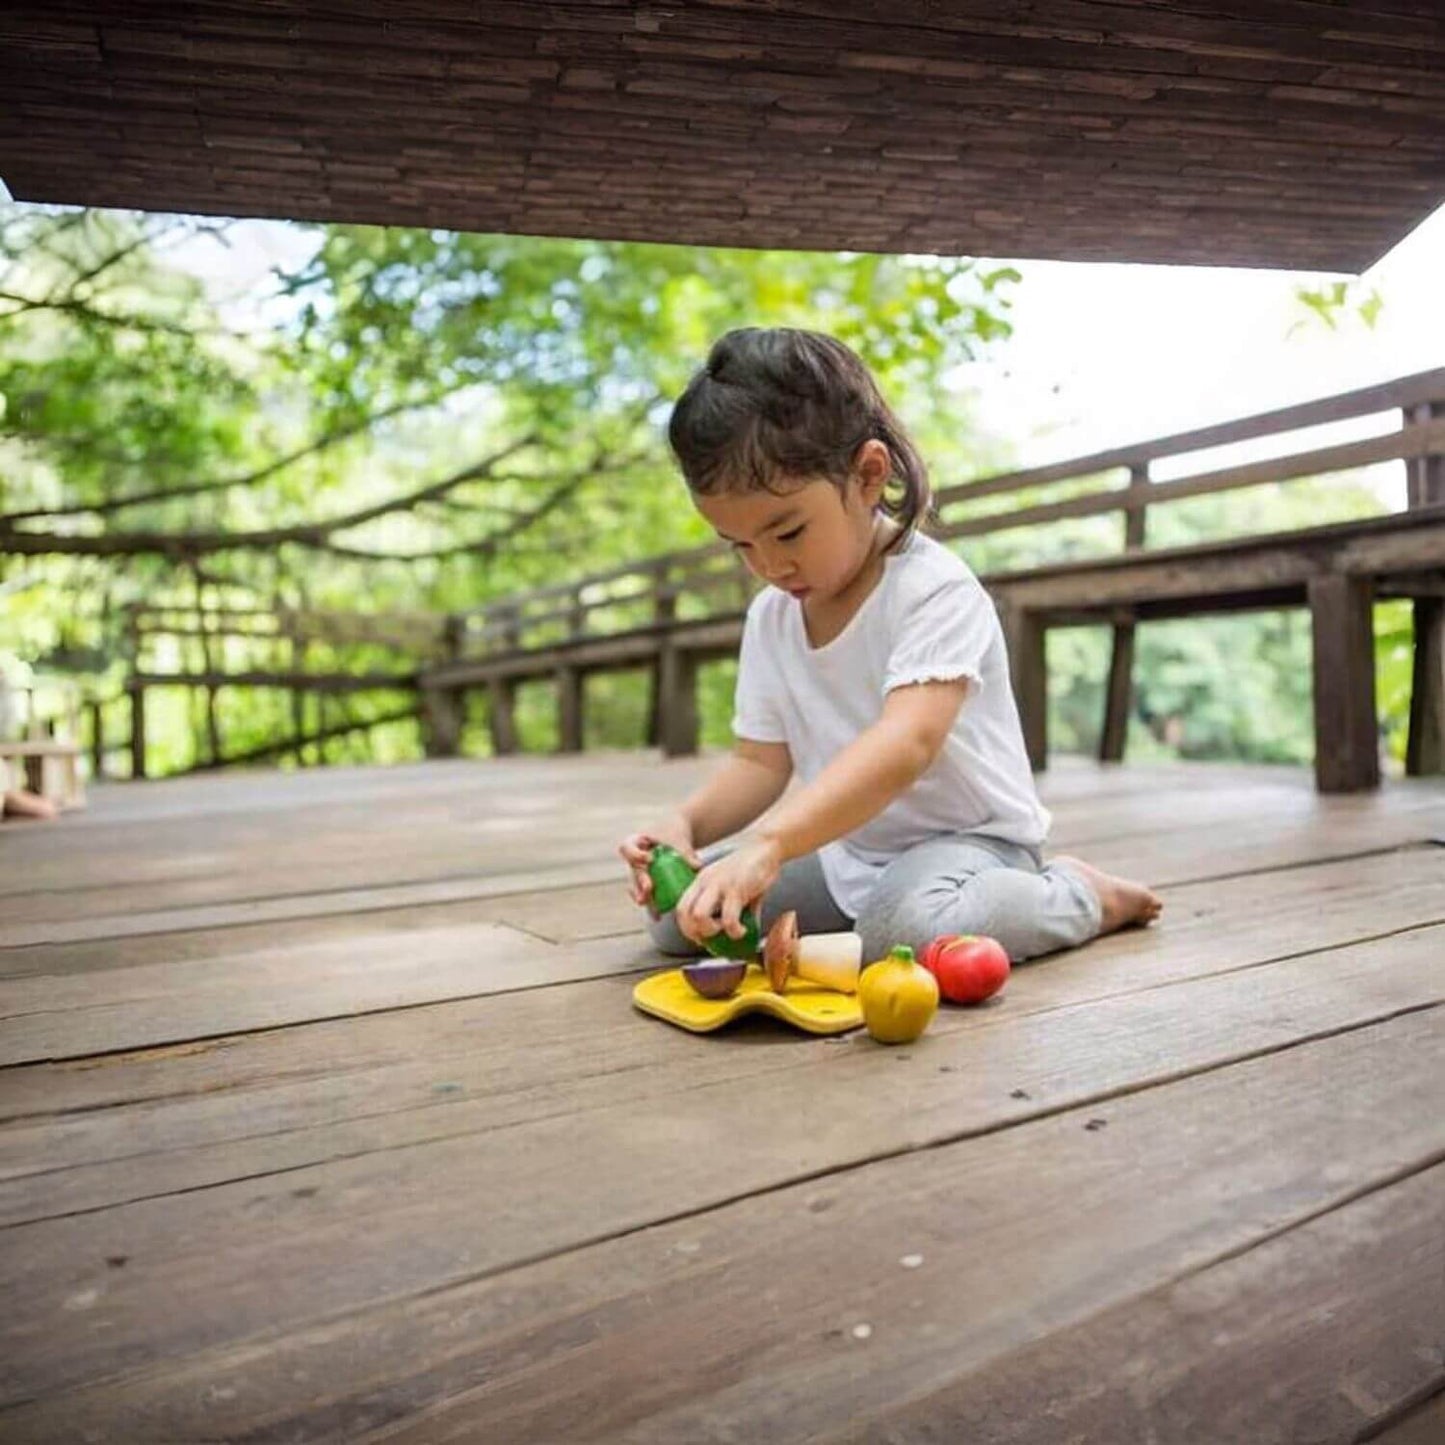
[115,368,1445,793]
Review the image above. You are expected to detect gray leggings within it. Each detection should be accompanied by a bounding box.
[646,833,1102,964]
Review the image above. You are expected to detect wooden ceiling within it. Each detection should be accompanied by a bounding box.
[3,2,1444,270]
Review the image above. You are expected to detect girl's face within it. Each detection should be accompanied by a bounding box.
[693,441,892,608]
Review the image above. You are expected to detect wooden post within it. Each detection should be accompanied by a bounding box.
[88,698,105,781]
[128,682,147,780]
[420,687,464,758]
[1405,598,1443,776]
[488,680,519,755]
[1405,400,1445,509]
[1403,401,1444,775]
[1307,573,1379,793]
[1099,463,1148,763]
[999,601,1047,772]
[420,614,468,760]
[488,606,521,755]
[556,667,583,753]
[191,565,222,766]
[647,562,676,748]
[658,643,699,758]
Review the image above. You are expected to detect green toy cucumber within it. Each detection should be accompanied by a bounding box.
[647,843,761,960]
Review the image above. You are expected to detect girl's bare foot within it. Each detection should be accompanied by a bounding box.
[1051,854,1162,934]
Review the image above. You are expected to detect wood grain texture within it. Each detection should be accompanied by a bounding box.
[3,3,1444,267]
[2,756,1443,1440]
[4,1010,1439,1442]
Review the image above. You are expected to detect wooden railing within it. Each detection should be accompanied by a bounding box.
[417,367,1445,789]
[117,604,435,778]
[105,368,1445,787]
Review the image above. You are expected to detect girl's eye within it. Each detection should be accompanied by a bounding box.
[777,526,805,543]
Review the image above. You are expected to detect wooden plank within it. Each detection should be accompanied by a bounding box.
[2,1009,1438,1439]
[1372,1393,1445,1445]
[5,904,1442,1228]
[0,754,723,927]
[0,857,627,948]
[4,841,1440,1119]
[6,770,1441,947]
[0,924,652,1066]
[822,1164,1445,1444]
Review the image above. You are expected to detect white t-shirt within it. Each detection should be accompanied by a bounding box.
[731,529,1051,918]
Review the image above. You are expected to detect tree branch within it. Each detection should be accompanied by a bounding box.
[0,434,540,559]
[0,290,204,337]
[304,450,645,562]
[0,382,488,525]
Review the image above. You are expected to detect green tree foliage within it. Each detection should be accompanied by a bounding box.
[0,206,1421,778]
[1,207,1005,769]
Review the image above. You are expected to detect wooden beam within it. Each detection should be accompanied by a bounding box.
[1308,574,1379,794]
[130,670,416,692]
[988,509,1445,616]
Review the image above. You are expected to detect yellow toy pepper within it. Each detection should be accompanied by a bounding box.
[858,944,939,1044]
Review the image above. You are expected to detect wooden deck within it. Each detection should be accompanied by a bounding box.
[2,754,1443,1442]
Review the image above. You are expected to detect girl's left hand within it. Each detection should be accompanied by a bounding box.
[675,836,783,945]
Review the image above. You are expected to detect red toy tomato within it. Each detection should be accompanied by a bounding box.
[920,934,1011,1005]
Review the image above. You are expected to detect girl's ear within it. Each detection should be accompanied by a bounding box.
[853,438,891,507]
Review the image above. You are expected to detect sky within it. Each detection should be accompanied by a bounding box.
[955,200,1445,477]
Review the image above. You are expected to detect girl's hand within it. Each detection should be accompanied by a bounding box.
[676,836,783,944]
[618,816,700,911]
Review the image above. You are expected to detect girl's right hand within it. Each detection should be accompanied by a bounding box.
[618,816,701,911]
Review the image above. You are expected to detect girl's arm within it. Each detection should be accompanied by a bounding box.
[674,680,969,941]
[680,738,793,848]
[619,738,792,908]
[758,680,968,860]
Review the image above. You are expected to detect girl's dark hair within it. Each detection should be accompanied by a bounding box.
[667,327,931,551]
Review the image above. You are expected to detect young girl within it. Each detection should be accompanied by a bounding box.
[619,327,1161,966]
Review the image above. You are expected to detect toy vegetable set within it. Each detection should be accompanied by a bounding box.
[631,845,1011,1045]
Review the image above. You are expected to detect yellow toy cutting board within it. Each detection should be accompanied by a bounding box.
[632,963,863,1035]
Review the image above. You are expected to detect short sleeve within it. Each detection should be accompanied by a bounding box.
[883,576,993,696]
[730,606,789,743]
